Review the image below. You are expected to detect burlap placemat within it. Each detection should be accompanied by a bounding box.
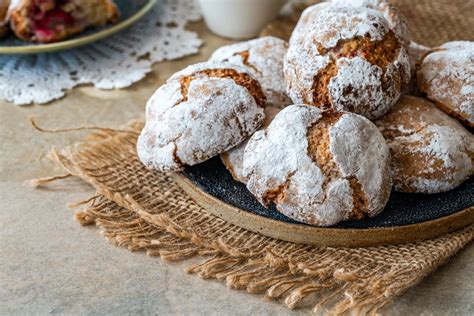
[33,119,473,315]
[32,1,474,314]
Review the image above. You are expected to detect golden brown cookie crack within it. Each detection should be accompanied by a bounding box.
[262,171,296,205]
[171,143,185,168]
[307,111,369,216]
[311,31,402,108]
[347,177,369,219]
[229,51,261,75]
[310,63,338,107]
[177,68,266,107]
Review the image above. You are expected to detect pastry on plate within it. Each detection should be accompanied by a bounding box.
[284,6,411,120]
[290,0,410,47]
[403,41,431,96]
[137,61,266,172]
[0,0,10,37]
[210,36,291,109]
[376,96,474,193]
[289,2,329,46]
[243,104,392,226]
[9,0,119,43]
[417,41,474,127]
[221,107,280,183]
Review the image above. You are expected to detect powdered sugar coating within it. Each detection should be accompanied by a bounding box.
[243,104,391,226]
[220,107,280,183]
[327,57,404,119]
[417,41,474,127]
[289,2,329,46]
[168,60,249,82]
[210,36,291,109]
[137,61,265,172]
[285,6,411,120]
[310,6,387,49]
[376,96,474,193]
[330,0,410,46]
[403,41,431,96]
[290,1,410,47]
[329,113,392,216]
[407,41,431,74]
[284,41,331,102]
[440,41,474,51]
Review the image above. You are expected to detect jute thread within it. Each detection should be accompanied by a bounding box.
[35,120,473,314]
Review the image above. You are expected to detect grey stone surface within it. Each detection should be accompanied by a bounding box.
[0,22,472,315]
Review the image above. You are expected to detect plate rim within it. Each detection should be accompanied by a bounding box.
[0,0,156,55]
[173,172,474,247]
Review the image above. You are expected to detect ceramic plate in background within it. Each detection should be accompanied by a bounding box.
[0,0,156,54]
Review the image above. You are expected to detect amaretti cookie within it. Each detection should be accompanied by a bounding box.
[210,36,291,109]
[330,0,410,47]
[290,0,410,47]
[284,6,411,120]
[403,41,431,96]
[417,41,474,127]
[137,61,266,172]
[221,107,280,183]
[376,96,474,194]
[289,2,329,46]
[243,105,392,226]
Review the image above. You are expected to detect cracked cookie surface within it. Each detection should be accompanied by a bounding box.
[137,61,265,172]
[284,6,410,120]
[417,41,474,128]
[210,36,291,109]
[220,107,280,183]
[290,0,410,47]
[243,104,391,226]
[376,96,474,193]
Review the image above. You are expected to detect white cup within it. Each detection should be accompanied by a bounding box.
[197,0,287,40]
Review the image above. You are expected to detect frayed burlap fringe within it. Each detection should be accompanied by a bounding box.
[36,120,473,315]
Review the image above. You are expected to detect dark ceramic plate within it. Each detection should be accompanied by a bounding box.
[174,157,474,246]
[182,156,474,229]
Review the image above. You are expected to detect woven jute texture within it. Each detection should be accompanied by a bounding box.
[36,119,473,315]
[261,0,474,47]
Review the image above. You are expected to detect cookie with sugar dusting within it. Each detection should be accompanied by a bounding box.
[290,0,410,47]
[210,36,291,109]
[137,61,266,172]
[417,41,474,128]
[376,96,474,194]
[403,41,431,96]
[284,6,411,120]
[221,107,280,183]
[289,2,330,46]
[243,104,392,226]
[330,0,410,47]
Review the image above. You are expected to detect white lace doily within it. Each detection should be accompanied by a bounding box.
[0,0,202,105]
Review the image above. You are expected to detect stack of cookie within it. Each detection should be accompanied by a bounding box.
[137,0,473,227]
